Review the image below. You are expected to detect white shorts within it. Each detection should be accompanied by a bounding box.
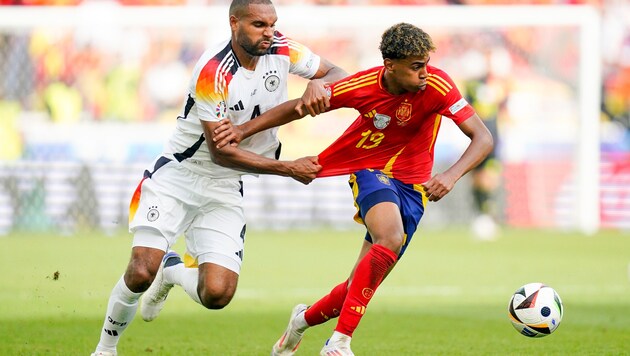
[129,158,245,274]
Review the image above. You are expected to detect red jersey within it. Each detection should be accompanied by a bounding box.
[317,65,475,184]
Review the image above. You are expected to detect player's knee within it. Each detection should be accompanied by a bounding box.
[197,264,239,309]
[198,286,234,310]
[124,263,155,292]
[200,297,231,310]
[374,232,404,254]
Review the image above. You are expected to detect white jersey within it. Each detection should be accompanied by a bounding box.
[160,31,320,178]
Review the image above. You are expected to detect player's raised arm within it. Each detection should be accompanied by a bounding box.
[213,57,347,147]
[297,57,347,117]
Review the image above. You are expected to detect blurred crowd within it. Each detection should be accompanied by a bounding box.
[0,0,628,162]
[1,1,628,233]
[0,0,609,5]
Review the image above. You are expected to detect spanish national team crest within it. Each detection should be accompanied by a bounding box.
[373,113,391,130]
[396,101,412,126]
[263,70,280,92]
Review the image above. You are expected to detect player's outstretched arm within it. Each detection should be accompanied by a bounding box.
[421,113,493,202]
[213,98,306,148]
[212,59,346,147]
[203,119,321,184]
[298,57,347,117]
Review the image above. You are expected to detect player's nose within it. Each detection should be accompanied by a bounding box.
[262,26,274,39]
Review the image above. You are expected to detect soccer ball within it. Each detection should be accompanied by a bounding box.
[508,282,563,338]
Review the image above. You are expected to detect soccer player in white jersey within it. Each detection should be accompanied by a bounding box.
[91,1,346,355]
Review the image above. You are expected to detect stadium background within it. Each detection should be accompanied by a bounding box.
[1,1,630,355]
[0,0,628,236]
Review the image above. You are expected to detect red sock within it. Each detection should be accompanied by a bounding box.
[304,280,348,326]
[335,244,397,337]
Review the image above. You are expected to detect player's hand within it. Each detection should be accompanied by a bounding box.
[296,79,330,117]
[421,172,457,202]
[288,156,322,185]
[213,119,243,148]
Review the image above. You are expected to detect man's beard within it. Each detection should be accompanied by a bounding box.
[240,39,268,57]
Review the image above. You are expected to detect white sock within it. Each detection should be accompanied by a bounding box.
[329,330,352,344]
[164,263,202,305]
[294,311,309,332]
[95,276,142,353]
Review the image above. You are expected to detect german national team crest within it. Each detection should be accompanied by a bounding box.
[147,205,159,222]
[263,70,280,92]
[373,113,391,130]
[396,101,412,126]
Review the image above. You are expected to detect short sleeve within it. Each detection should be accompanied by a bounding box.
[195,60,230,123]
[429,69,475,125]
[287,38,321,79]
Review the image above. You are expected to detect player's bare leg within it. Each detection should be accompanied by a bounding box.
[142,252,239,316]
[196,262,239,309]
[321,202,402,355]
[93,245,164,355]
[144,257,239,311]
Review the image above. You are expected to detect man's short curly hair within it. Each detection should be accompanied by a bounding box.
[379,23,436,60]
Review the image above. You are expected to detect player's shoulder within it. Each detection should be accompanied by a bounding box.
[425,65,458,97]
[427,65,455,83]
[345,66,382,82]
[331,66,382,96]
[267,30,292,56]
[197,40,233,66]
[195,40,239,81]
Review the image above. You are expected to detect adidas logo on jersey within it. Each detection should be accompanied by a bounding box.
[229,100,244,111]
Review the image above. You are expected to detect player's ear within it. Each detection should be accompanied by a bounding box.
[229,15,239,33]
[383,58,394,72]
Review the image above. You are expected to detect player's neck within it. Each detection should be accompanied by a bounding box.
[382,71,405,95]
[232,42,260,71]
[238,54,260,71]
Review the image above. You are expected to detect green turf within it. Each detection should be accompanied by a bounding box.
[1,228,629,355]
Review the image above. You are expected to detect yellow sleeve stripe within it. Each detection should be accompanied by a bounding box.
[334,79,377,96]
[337,72,378,88]
[428,73,452,89]
[426,80,446,96]
[335,71,379,90]
[427,77,450,92]
[334,75,378,92]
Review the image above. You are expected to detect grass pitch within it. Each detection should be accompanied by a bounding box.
[1,227,629,355]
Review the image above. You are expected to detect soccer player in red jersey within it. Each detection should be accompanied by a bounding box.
[215,22,493,356]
